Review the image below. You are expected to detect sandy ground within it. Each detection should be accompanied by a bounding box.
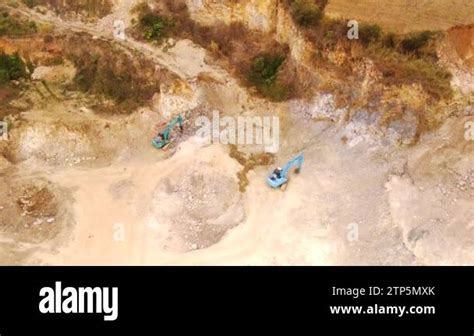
[23,132,383,265]
[11,111,470,266]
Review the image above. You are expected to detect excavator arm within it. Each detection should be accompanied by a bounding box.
[280,154,304,179]
[267,154,304,189]
[152,115,184,149]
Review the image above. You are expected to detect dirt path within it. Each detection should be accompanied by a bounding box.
[10,5,229,82]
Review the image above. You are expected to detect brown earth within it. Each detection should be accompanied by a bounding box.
[447,24,474,68]
[326,0,474,33]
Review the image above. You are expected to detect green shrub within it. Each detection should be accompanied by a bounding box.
[400,31,433,54]
[289,0,323,27]
[0,53,27,83]
[248,54,285,86]
[248,54,289,101]
[382,32,397,49]
[139,13,175,41]
[359,23,381,45]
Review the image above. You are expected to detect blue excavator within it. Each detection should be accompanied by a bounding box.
[267,154,304,191]
[152,115,184,150]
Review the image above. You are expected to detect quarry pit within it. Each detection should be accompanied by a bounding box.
[0,0,473,265]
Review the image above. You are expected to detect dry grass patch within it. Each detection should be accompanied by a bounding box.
[22,0,113,19]
[229,145,275,192]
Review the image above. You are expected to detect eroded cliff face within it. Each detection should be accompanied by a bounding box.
[185,0,277,33]
[182,0,470,146]
[185,0,311,64]
[440,24,474,94]
[448,24,474,67]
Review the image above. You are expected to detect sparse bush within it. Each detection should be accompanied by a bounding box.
[73,54,98,92]
[248,54,290,101]
[65,35,162,113]
[322,30,337,48]
[0,10,37,36]
[256,81,291,101]
[354,26,449,99]
[294,9,450,101]
[359,23,381,45]
[133,3,177,42]
[315,0,328,11]
[139,13,175,41]
[23,0,35,7]
[74,55,136,104]
[382,32,397,49]
[21,0,112,18]
[0,53,27,83]
[288,0,323,27]
[309,17,347,50]
[400,31,433,54]
[248,54,285,86]
[369,48,452,99]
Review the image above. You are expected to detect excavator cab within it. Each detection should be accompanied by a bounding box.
[152,115,184,149]
[267,154,304,190]
[152,133,169,149]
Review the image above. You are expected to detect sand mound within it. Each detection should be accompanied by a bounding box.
[152,163,245,251]
[0,177,72,247]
